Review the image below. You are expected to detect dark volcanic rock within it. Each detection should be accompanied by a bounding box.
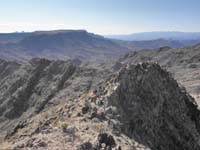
[96,133,116,148]
[78,142,93,150]
[106,63,200,150]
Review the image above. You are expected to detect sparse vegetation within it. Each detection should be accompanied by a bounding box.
[68,98,74,102]
[61,122,68,131]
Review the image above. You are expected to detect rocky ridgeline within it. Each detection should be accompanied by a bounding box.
[1,59,200,150]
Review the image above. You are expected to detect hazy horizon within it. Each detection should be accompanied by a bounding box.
[1,30,200,36]
[0,0,200,34]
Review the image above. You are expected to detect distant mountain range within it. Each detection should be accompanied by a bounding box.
[0,30,129,62]
[0,30,200,62]
[105,31,200,41]
[115,38,200,50]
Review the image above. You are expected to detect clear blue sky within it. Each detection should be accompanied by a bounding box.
[0,0,200,34]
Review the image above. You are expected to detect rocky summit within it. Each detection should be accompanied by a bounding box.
[0,58,200,150]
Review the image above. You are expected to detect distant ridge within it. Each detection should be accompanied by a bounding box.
[0,30,200,62]
[105,31,200,41]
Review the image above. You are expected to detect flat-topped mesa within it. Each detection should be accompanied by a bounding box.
[33,29,88,35]
[104,63,200,150]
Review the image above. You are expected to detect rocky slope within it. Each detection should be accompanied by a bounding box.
[0,58,200,150]
[0,58,114,142]
[0,58,75,139]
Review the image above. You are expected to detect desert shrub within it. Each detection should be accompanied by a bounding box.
[61,122,68,131]
[68,99,74,102]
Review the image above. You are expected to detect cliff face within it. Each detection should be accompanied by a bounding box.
[1,60,200,150]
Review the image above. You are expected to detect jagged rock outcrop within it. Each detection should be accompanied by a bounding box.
[104,63,200,150]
